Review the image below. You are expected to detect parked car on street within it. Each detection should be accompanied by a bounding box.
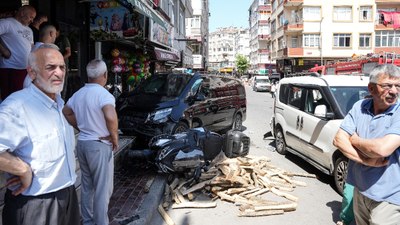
[116,72,247,144]
[268,74,369,195]
[252,75,271,92]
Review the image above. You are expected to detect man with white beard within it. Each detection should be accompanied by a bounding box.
[0,44,80,225]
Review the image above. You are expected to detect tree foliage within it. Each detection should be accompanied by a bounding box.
[235,54,249,75]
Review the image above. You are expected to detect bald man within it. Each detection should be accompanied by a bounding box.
[0,5,36,100]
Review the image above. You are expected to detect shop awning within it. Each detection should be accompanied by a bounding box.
[119,0,167,29]
[154,47,180,61]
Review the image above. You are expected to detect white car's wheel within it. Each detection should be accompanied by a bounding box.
[275,127,287,155]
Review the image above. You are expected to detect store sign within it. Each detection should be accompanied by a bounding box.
[150,20,173,47]
[154,47,180,61]
[123,0,166,29]
[90,1,145,40]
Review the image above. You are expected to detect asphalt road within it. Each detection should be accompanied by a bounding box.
[150,85,343,225]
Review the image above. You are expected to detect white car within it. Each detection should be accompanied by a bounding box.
[252,76,271,92]
[268,75,369,195]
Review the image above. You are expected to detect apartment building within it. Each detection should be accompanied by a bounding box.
[249,0,275,75]
[186,0,210,71]
[235,28,251,60]
[269,0,400,76]
[208,27,242,73]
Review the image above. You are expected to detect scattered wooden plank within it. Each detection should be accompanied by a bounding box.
[238,209,284,217]
[160,155,316,218]
[172,201,217,209]
[158,204,175,225]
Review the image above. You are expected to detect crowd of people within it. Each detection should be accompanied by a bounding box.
[0,5,117,225]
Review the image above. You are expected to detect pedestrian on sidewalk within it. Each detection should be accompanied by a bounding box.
[333,64,400,224]
[0,5,36,100]
[63,59,119,225]
[270,82,276,98]
[0,44,80,225]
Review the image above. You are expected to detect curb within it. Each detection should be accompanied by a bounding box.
[129,174,166,225]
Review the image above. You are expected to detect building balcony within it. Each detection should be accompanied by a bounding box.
[258,34,270,41]
[284,0,303,7]
[258,49,270,54]
[375,11,400,30]
[375,0,400,4]
[375,47,400,55]
[258,5,271,12]
[279,47,304,57]
[283,22,303,33]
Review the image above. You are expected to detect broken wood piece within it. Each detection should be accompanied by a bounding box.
[251,172,260,187]
[174,189,186,204]
[162,185,172,209]
[181,179,213,195]
[226,187,248,195]
[187,192,195,201]
[271,187,298,202]
[238,187,261,196]
[169,177,180,190]
[158,204,175,225]
[238,209,284,217]
[216,191,236,202]
[171,201,217,209]
[278,173,307,187]
[284,171,317,178]
[245,188,269,198]
[254,202,298,212]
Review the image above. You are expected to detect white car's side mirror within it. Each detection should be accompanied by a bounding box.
[314,105,327,117]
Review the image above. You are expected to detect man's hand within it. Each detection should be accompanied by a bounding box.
[6,164,32,195]
[99,135,119,151]
[359,154,388,167]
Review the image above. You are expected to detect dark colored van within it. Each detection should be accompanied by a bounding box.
[116,72,247,142]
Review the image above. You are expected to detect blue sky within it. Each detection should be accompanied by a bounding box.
[209,0,253,32]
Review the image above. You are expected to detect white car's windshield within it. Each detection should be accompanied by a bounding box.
[256,79,270,83]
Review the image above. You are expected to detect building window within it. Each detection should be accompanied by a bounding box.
[278,13,286,27]
[375,31,400,47]
[291,36,298,48]
[179,11,184,34]
[192,16,200,28]
[333,6,352,21]
[278,37,285,49]
[272,0,277,11]
[303,34,320,47]
[303,7,321,21]
[334,34,351,47]
[359,6,372,21]
[359,34,371,48]
[271,20,276,34]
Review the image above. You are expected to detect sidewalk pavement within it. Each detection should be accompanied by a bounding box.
[108,158,166,225]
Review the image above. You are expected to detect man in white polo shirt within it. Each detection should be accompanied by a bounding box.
[63,59,119,225]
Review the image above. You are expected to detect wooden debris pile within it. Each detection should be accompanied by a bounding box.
[160,153,316,217]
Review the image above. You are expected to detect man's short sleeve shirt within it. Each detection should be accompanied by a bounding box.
[340,99,400,205]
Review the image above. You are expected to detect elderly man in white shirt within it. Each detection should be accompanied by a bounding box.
[63,59,119,225]
[0,44,79,225]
